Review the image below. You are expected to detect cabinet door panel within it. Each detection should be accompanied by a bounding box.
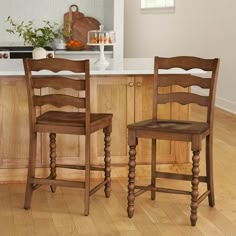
[95,76,134,165]
[0,77,32,167]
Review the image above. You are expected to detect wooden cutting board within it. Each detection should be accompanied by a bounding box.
[64,4,84,37]
[72,17,100,45]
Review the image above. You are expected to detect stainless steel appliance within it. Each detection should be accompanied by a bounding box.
[0,46,54,60]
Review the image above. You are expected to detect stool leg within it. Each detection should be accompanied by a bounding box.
[24,131,37,209]
[127,144,137,218]
[151,139,157,200]
[190,150,200,226]
[49,133,56,193]
[206,135,215,207]
[104,127,111,198]
[84,134,90,216]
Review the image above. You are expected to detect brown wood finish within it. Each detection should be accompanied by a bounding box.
[157,92,209,106]
[72,17,100,44]
[134,76,190,164]
[33,94,86,108]
[32,76,86,90]
[158,74,211,88]
[23,58,113,215]
[63,4,100,45]
[64,4,85,38]
[127,56,220,226]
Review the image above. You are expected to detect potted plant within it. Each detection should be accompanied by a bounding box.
[54,25,67,50]
[6,16,62,59]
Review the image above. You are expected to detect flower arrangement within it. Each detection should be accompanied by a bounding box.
[6,16,63,48]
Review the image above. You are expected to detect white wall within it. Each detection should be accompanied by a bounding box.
[0,0,110,44]
[0,0,124,63]
[124,0,236,114]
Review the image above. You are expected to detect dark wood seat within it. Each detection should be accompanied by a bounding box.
[127,56,220,226]
[129,119,209,134]
[37,111,112,133]
[23,58,113,215]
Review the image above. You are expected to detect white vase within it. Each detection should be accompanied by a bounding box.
[54,39,66,50]
[32,47,47,59]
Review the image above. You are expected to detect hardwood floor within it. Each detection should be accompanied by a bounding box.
[0,106,236,235]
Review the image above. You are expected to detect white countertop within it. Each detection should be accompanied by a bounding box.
[55,49,113,56]
[0,58,203,76]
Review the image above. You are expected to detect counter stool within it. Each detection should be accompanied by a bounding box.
[127,56,220,226]
[23,58,113,215]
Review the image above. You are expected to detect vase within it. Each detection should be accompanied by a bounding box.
[32,47,47,59]
[54,39,66,50]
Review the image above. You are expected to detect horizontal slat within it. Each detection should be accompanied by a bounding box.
[157,92,209,106]
[27,58,88,73]
[35,123,85,135]
[135,185,191,195]
[158,74,211,88]
[155,171,207,182]
[30,177,85,188]
[56,164,104,171]
[32,76,85,90]
[156,56,217,71]
[33,94,85,108]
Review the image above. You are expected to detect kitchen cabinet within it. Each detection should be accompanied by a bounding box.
[0,74,189,181]
[0,77,31,168]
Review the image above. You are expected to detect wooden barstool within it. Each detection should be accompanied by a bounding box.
[127,56,220,226]
[23,58,113,215]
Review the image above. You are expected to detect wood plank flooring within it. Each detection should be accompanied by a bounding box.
[0,106,236,235]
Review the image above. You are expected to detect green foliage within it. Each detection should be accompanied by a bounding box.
[6,16,63,48]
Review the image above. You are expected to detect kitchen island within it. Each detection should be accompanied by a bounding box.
[0,58,196,182]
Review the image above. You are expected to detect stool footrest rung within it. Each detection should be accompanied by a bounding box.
[56,164,104,171]
[155,171,207,182]
[30,177,85,189]
[135,185,191,195]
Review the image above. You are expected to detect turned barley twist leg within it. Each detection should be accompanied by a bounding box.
[127,145,136,218]
[190,150,200,226]
[104,131,111,198]
[49,133,56,193]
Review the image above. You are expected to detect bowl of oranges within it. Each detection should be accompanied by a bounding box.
[66,39,85,51]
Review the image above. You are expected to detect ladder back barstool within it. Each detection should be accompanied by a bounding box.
[23,58,113,215]
[127,56,220,226]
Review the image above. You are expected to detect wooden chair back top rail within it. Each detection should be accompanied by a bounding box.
[156,56,218,71]
[26,58,88,73]
[33,94,85,108]
[32,76,85,90]
[158,74,211,88]
[156,93,209,106]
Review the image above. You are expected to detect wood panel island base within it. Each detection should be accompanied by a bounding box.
[0,58,197,182]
